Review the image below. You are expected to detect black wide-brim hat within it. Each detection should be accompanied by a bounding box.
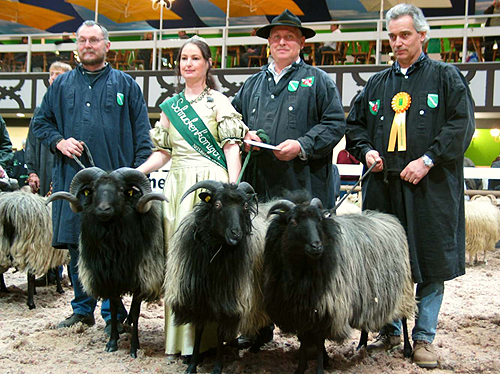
[256,9,316,39]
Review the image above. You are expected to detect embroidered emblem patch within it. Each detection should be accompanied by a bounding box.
[288,80,299,92]
[427,94,438,108]
[369,100,380,115]
[117,92,124,106]
[300,77,315,87]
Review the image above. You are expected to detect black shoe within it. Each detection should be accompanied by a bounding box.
[104,320,125,337]
[58,313,95,328]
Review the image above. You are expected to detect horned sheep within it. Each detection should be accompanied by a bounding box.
[263,196,415,374]
[164,180,270,374]
[47,167,167,358]
[0,179,69,309]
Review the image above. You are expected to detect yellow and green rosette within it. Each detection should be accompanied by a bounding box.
[388,92,411,152]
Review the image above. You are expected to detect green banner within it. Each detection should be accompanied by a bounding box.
[160,93,227,170]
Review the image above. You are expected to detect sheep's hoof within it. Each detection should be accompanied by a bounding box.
[185,364,197,373]
[27,302,36,310]
[403,346,412,358]
[130,349,137,359]
[105,340,118,352]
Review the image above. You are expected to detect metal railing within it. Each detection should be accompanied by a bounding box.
[1,13,499,72]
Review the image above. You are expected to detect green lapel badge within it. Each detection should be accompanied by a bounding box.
[300,76,315,87]
[288,80,299,92]
[369,100,380,115]
[117,92,124,106]
[427,94,438,108]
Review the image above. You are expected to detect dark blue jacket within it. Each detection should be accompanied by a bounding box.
[33,64,152,246]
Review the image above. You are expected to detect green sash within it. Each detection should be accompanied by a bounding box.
[160,92,227,170]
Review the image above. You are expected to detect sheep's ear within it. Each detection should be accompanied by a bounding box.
[199,192,213,203]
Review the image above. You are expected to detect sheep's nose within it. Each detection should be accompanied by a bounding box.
[307,241,323,259]
[231,228,242,239]
[97,204,111,213]
[96,204,113,220]
[226,228,243,246]
[310,241,323,252]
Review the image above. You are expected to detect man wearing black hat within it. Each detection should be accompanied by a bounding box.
[233,9,345,208]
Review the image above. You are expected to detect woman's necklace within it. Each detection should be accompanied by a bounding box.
[185,86,210,104]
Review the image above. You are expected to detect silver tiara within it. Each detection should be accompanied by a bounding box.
[188,34,208,44]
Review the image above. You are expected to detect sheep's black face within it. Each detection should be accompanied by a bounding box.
[202,185,256,246]
[79,176,130,222]
[284,206,326,260]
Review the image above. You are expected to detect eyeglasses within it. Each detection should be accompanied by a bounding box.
[77,38,105,46]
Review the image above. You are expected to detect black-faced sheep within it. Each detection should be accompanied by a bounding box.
[263,197,415,374]
[47,167,167,358]
[465,194,500,265]
[0,180,69,309]
[164,180,270,374]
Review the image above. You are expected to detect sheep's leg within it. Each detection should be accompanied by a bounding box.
[66,264,73,287]
[315,336,326,374]
[211,325,224,374]
[54,269,64,294]
[250,323,274,353]
[186,323,204,373]
[483,249,488,265]
[357,330,368,350]
[1,273,8,292]
[294,335,309,374]
[27,271,36,309]
[129,295,142,358]
[402,317,411,358]
[105,298,119,353]
[322,344,330,369]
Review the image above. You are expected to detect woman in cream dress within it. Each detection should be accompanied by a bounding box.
[137,37,247,357]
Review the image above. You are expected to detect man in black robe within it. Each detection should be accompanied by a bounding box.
[346,4,475,369]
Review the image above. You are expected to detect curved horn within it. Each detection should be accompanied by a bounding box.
[180,180,223,203]
[237,181,258,216]
[268,199,296,218]
[310,198,324,210]
[46,191,83,212]
[237,182,255,196]
[0,178,19,192]
[69,167,107,196]
[136,193,169,213]
[110,167,152,195]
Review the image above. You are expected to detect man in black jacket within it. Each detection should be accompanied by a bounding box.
[232,9,345,348]
[233,9,345,208]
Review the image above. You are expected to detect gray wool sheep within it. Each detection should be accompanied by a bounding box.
[465,194,500,265]
[164,180,270,374]
[263,197,415,374]
[0,189,69,309]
